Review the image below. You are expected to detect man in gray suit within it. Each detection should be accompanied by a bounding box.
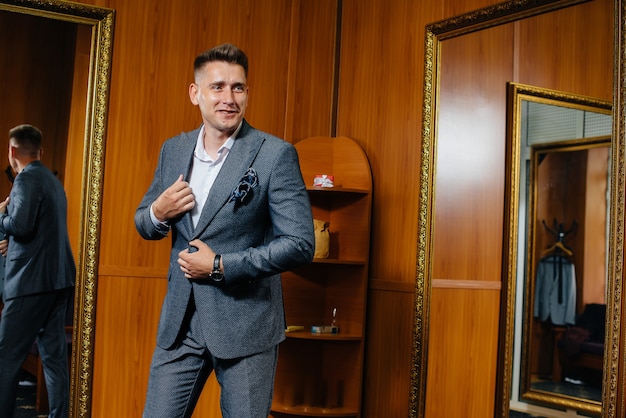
[0,124,76,418]
[135,43,315,417]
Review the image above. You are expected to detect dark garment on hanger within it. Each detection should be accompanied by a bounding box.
[534,255,576,326]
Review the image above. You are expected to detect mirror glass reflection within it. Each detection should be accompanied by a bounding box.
[0,9,89,262]
[509,83,612,415]
[411,1,617,417]
[0,1,114,416]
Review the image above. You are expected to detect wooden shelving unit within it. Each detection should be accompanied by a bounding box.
[271,136,372,418]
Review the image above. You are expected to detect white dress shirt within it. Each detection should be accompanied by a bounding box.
[149,123,240,230]
[188,126,236,227]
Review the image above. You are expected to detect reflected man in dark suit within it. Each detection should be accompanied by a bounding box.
[0,124,76,418]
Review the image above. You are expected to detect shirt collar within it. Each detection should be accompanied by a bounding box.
[194,123,241,161]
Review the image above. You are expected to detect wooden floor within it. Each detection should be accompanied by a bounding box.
[15,372,47,418]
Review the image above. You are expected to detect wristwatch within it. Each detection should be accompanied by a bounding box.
[210,254,224,283]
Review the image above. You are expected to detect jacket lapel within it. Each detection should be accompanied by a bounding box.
[192,122,264,239]
[173,129,198,237]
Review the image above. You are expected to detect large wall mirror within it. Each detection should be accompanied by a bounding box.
[507,83,612,415]
[410,0,622,417]
[0,0,114,416]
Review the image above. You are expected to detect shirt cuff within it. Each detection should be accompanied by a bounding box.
[150,204,171,235]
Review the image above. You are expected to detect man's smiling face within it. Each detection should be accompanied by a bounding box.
[190,61,248,137]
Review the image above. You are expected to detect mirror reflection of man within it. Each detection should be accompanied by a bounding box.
[0,124,76,418]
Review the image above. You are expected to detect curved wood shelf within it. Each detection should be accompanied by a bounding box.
[307,186,369,195]
[275,136,371,418]
[271,403,358,417]
[312,258,366,265]
[285,331,362,341]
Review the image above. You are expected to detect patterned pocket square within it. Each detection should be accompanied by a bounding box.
[229,167,258,204]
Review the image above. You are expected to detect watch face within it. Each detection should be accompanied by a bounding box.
[211,272,224,282]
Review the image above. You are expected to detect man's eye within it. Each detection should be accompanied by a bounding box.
[233,86,245,93]
[210,85,222,91]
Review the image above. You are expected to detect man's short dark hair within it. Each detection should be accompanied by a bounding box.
[194,43,249,77]
[9,124,42,156]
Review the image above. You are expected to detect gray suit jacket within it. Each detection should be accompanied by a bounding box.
[534,254,576,326]
[0,161,76,300]
[135,121,314,359]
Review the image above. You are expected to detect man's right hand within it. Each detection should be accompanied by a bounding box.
[152,174,195,222]
[0,196,9,215]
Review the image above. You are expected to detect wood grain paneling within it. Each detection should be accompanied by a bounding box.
[432,24,513,283]
[284,0,339,142]
[516,0,613,101]
[362,287,414,417]
[337,0,438,285]
[583,146,609,305]
[65,24,91,262]
[0,13,75,192]
[425,288,500,417]
[92,275,168,417]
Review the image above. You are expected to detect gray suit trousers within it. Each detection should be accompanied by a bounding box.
[143,297,278,418]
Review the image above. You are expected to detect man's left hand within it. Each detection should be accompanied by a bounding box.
[0,239,8,257]
[177,239,215,280]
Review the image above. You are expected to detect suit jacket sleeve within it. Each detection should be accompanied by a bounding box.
[0,170,41,238]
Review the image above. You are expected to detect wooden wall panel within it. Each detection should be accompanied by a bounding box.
[516,0,613,101]
[0,12,76,196]
[92,275,168,417]
[337,0,440,284]
[284,0,339,142]
[65,24,92,263]
[425,287,500,417]
[583,147,609,305]
[433,25,513,282]
[363,283,415,416]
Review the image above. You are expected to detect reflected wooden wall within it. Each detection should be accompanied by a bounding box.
[430,0,612,416]
[53,0,616,416]
[0,12,84,256]
[0,13,75,198]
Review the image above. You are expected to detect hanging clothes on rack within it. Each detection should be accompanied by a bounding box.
[534,254,576,325]
[533,219,577,326]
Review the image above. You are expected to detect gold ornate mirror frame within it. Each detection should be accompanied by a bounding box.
[0,1,114,417]
[410,0,623,417]
[506,82,612,416]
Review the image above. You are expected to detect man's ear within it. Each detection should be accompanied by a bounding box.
[189,83,199,105]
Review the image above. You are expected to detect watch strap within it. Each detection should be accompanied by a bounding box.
[211,254,223,283]
[213,254,221,272]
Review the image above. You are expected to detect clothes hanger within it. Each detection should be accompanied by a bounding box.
[541,240,573,257]
[541,219,576,257]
